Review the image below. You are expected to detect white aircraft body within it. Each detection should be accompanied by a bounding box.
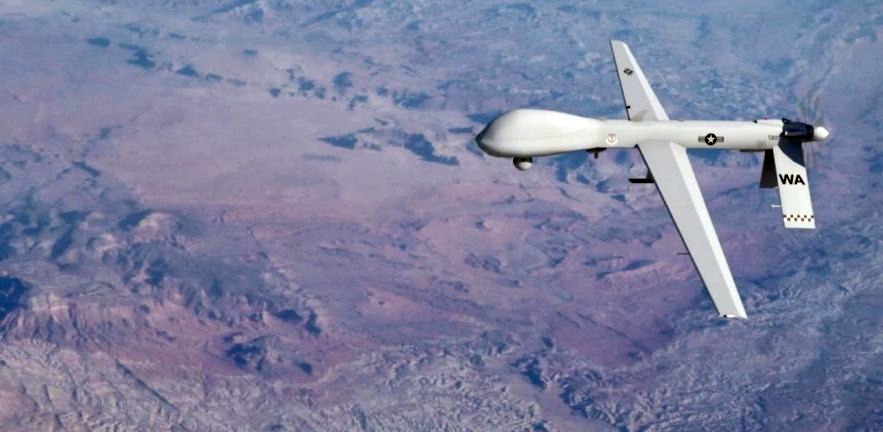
[475,41,829,319]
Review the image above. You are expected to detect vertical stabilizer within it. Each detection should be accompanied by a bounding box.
[760,149,778,188]
[773,140,815,229]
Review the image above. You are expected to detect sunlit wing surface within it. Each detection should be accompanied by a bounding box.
[638,141,748,318]
[610,40,669,121]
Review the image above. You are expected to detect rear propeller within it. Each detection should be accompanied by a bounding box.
[798,93,829,169]
[759,117,829,188]
[781,118,830,170]
[781,118,829,142]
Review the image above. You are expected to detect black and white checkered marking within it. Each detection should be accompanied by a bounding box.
[783,214,815,223]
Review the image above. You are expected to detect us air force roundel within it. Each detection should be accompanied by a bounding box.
[698,133,725,146]
[623,68,634,76]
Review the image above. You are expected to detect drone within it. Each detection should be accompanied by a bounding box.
[475,41,829,318]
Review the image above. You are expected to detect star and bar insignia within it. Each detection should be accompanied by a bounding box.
[699,133,725,146]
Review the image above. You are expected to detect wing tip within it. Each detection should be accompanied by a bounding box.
[720,301,748,319]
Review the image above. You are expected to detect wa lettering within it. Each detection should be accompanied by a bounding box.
[778,174,806,185]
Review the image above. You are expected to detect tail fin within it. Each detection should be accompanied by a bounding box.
[772,140,816,229]
[759,150,778,188]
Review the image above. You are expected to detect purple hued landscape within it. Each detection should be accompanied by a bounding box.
[0,1,881,430]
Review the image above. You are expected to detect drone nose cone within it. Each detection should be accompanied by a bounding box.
[475,125,494,153]
[475,119,507,156]
[813,126,830,141]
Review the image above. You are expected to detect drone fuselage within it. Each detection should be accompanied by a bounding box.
[477,109,784,158]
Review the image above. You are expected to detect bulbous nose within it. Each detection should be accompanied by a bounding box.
[813,126,830,141]
[475,122,503,156]
[474,109,599,158]
[475,125,488,149]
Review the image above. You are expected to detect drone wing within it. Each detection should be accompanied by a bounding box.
[611,40,669,121]
[613,40,745,317]
[638,141,748,318]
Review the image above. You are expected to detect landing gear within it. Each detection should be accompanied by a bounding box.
[587,148,606,159]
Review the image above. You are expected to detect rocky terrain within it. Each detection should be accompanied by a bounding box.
[0,0,880,430]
